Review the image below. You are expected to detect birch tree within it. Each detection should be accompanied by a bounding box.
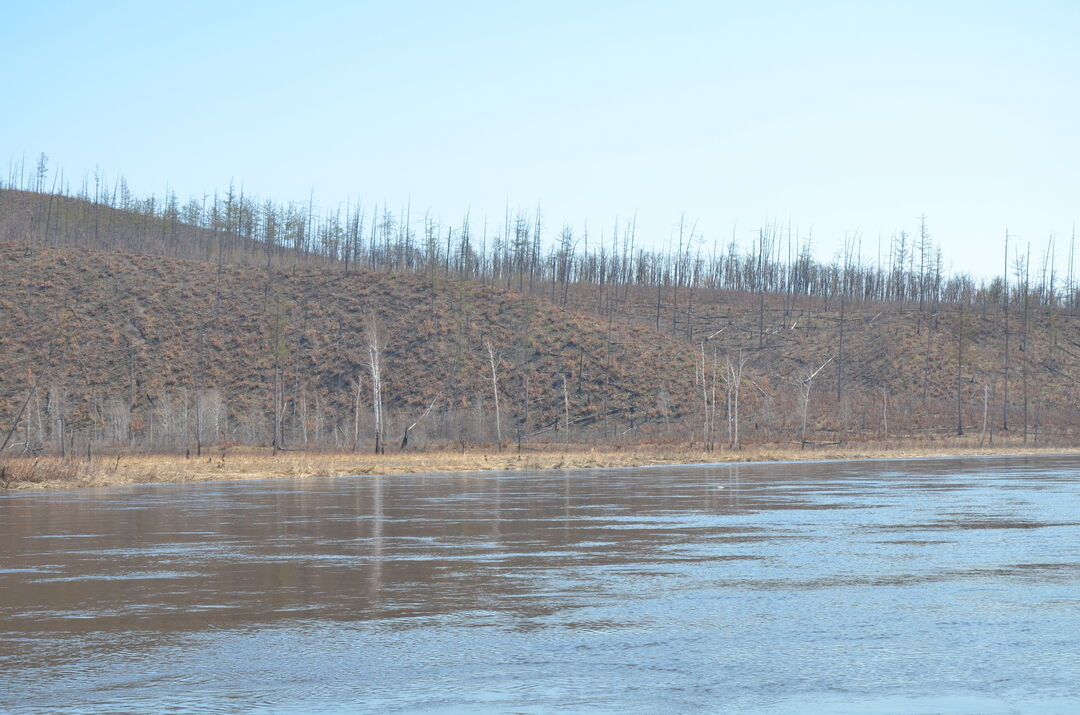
[486,340,503,449]
[796,355,835,449]
[367,316,385,454]
[725,350,747,449]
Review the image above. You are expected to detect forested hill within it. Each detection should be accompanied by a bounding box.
[0,242,699,452]
[2,184,1079,454]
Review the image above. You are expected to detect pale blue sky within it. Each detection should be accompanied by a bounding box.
[3,1,1078,276]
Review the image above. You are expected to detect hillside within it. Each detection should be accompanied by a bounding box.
[0,243,699,453]
[2,184,1079,456]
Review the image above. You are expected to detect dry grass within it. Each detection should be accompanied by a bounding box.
[4,436,1079,491]
[0,456,93,488]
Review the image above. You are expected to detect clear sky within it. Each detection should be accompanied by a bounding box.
[3,0,1078,277]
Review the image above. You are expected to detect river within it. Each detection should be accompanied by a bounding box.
[2,456,1079,712]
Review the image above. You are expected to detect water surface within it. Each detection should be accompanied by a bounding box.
[2,456,1079,712]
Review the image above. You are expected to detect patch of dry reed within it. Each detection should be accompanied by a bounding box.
[3,436,1078,491]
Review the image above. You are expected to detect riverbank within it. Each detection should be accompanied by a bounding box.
[3,437,1079,491]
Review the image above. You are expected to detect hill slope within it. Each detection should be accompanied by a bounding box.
[3,182,1080,454]
[0,243,698,452]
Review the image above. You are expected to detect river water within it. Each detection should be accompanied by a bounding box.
[1,456,1079,713]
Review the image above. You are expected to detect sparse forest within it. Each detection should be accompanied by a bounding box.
[2,156,1079,457]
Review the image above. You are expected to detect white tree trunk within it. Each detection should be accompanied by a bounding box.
[367,317,384,454]
[486,340,502,449]
[353,375,363,452]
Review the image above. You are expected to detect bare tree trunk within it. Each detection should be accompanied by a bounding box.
[798,356,835,449]
[735,366,743,450]
[562,374,570,445]
[837,284,845,402]
[367,316,384,454]
[882,384,888,437]
[486,340,502,450]
[401,391,441,450]
[956,301,964,436]
[709,347,718,452]
[725,350,747,449]
[273,365,284,453]
[799,383,810,450]
[1022,244,1030,444]
[726,378,734,448]
[979,383,989,447]
[195,389,203,457]
[522,372,531,441]
[699,342,709,451]
[353,375,362,452]
[1002,230,1010,431]
[1,384,36,453]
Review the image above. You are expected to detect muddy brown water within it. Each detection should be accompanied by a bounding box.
[2,456,1079,713]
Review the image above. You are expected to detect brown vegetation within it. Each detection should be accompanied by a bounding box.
[0,242,698,454]
[2,180,1079,464]
[5,436,1079,491]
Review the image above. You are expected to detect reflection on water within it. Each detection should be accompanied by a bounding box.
[2,456,1080,712]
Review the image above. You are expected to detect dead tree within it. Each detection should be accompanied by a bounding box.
[698,329,726,451]
[367,316,385,454]
[698,342,711,450]
[1002,230,1010,431]
[708,346,719,451]
[486,340,503,450]
[562,374,571,445]
[268,301,289,454]
[724,350,747,449]
[956,299,965,436]
[979,383,989,447]
[797,355,835,449]
[352,374,363,452]
[401,391,442,450]
[1,384,37,453]
[881,384,888,437]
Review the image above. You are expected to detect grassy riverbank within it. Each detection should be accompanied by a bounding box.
[3,437,1079,491]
